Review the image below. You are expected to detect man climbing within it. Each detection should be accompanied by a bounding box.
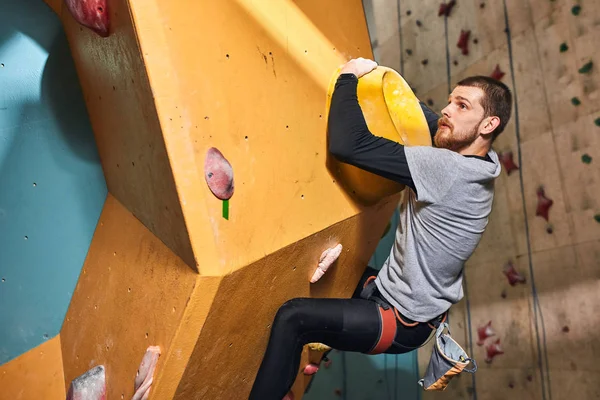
[249,57,512,400]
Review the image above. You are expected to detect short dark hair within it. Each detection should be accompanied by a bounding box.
[456,76,512,141]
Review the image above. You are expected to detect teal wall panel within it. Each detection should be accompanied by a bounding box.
[0,0,107,364]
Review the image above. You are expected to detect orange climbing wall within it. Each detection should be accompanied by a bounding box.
[34,0,416,399]
[370,0,600,399]
[0,336,65,400]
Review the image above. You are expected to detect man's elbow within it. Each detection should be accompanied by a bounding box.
[327,139,351,161]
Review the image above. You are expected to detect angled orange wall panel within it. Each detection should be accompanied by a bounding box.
[0,336,65,400]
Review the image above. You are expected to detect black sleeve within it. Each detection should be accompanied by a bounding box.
[327,74,417,193]
[419,102,440,141]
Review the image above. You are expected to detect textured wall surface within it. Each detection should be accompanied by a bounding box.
[0,0,106,365]
[370,0,600,399]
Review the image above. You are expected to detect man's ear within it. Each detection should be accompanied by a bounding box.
[480,116,500,135]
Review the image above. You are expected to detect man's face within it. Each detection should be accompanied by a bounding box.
[435,86,486,151]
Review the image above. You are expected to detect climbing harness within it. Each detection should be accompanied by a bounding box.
[360,276,446,355]
[360,276,477,390]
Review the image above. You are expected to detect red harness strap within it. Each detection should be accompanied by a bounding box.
[368,306,397,354]
[364,276,398,355]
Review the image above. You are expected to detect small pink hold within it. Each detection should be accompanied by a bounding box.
[324,359,333,368]
[457,30,471,55]
[503,261,526,286]
[477,321,495,346]
[310,244,343,283]
[205,147,234,200]
[438,0,457,17]
[64,0,110,37]
[485,339,504,363]
[132,346,161,400]
[491,64,506,80]
[535,186,553,222]
[303,363,320,376]
[282,391,294,400]
[67,365,106,400]
[499,151,519,175]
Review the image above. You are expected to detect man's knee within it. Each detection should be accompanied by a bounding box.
[273,298,305,330]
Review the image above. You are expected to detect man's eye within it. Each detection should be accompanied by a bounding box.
[460,103,467,109]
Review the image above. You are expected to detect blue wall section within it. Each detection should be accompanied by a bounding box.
[305,208,421,400]
[0,0,107,364]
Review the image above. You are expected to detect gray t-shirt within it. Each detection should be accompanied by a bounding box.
[375,146,501,322]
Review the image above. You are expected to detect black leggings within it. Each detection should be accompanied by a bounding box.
[249,267,435,400]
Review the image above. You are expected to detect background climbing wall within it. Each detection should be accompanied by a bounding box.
[0,0,107,365]
[369,0,600,399]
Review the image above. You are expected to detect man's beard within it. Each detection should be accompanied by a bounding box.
[434,117,481,152]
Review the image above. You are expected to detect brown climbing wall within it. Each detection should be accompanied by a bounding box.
[35,0,411,399]
[370,0,600,399]
[0,336,65,400]
[60,195,200,400]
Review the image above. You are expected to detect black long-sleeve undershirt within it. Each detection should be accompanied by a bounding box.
[328,73,439,194]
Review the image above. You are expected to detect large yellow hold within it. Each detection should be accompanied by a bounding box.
[326,66,432,205]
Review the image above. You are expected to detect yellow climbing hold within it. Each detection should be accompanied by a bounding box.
[308,343,332,352]
[326,66,431,205]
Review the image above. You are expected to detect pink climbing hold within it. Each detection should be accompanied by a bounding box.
[282,391,295,400]
[310,244,343,283]
[490,64,506,80]
[457,30,471,55]
[303,363,320,376]
[503,261,526,286]
[438,0,457,17]
[66,365,106,400]
[324,358,333,368]
[64,0,110,37]
[535,186,553,222]
[476,321,495,346]
[485,339,504,363]
[499,151,519,175]
[205,147,234,200]
[132,346,161,400]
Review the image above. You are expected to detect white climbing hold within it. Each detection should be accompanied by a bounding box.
[132,346,161,400]
[310,244,342,283]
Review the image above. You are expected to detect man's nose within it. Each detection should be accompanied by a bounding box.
[441,105,451,119]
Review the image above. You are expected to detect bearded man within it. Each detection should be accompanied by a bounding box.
[249,58,512,400]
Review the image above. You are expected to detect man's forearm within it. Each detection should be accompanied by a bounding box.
[327,74,417,192]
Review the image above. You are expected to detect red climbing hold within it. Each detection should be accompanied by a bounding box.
[64,0,109,37]
[499,151,519,175]
[66,365,106,400]
[438,0,457,17]
[477,320,495,346]
[535,186,553,222]
[205,147,234,200]
[485,339,504,363]
[490,64,505,80]
[457,30,471,55]
[503,261,526,286]
[303,363,320,375]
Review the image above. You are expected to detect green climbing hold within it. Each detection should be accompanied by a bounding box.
[579,61,593,74]
[595,118,600,127]
[571,97,581,106]
[582,154,592,164]
[571,5,581,15]
[595,214,600,223]
[559,43,569,52]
